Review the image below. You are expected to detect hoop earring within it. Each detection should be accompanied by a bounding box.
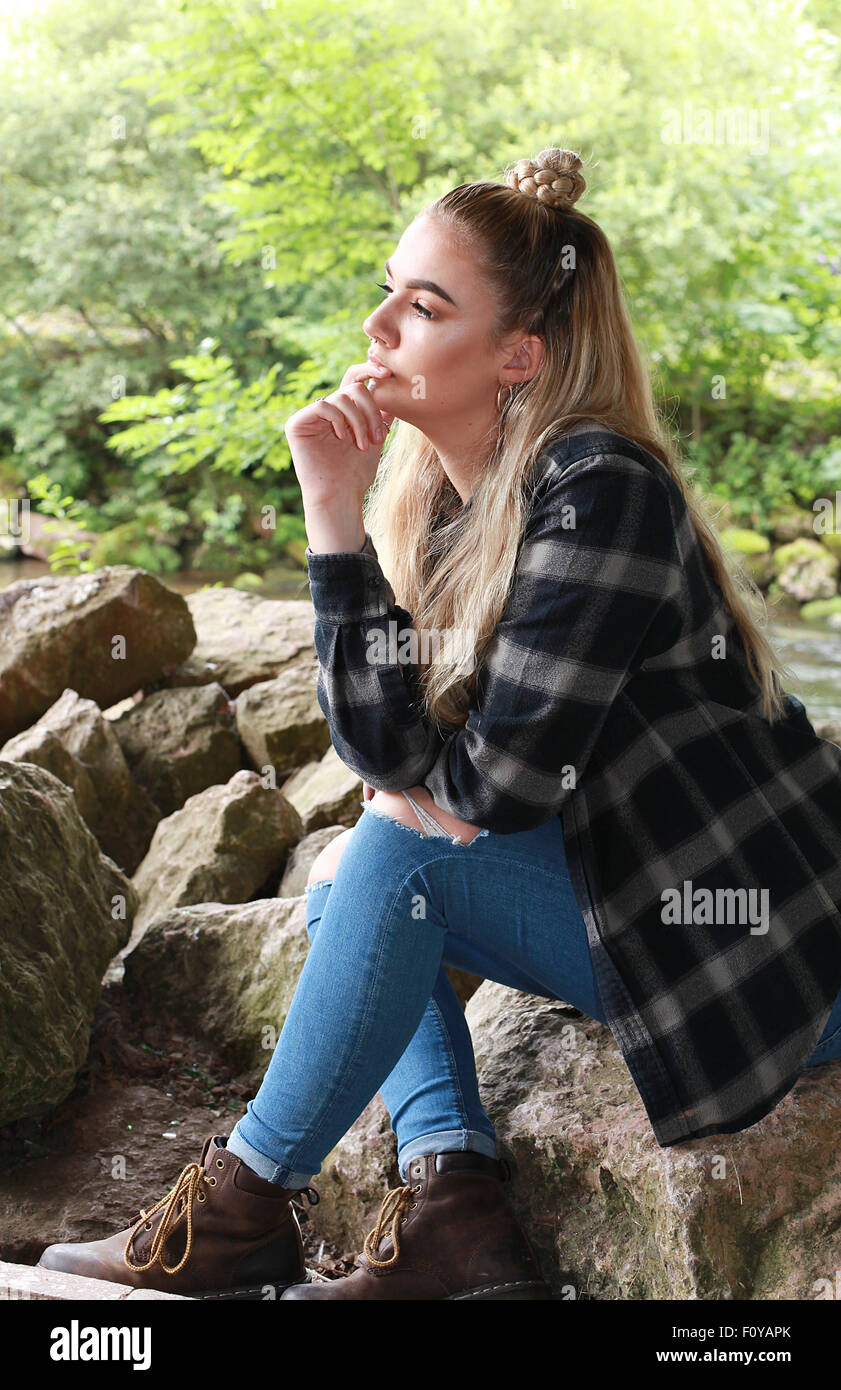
[496,382,515,413]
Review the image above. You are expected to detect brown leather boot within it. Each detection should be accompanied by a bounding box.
[37,1134,319,1300]
[280,1151,552,1300]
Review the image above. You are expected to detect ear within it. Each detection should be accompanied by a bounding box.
[499,333,546,385]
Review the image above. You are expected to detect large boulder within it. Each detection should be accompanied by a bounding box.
[465,982,841,1300]
[0,688,160,874]
[282,746,364,832]
[0,761,136,1128]
[156,588,316,697]
[123,771,302,958]
[234,661,332,777]
[110,682,242,817]
[124,898,311,1076]
[278,825,349,897]
[0,566,196,743]
[306,981,841,1299]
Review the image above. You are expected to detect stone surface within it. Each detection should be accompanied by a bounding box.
[234,660,332,778]
[122,771,302,959]
[278,825,349,897]
[464,981,841,1300]
[157,587,316,697]
[302,1092,402,1261]
[815,719,841,748]
[0,1259,191,1300]
[772,537,840,603]
[124,899,311,1076]
[0,566,196,743]
[282,746,364,833]
[299,980,841,1299]
[0,687,161,874]
[111,681,242,817]
[0,761,136,1128]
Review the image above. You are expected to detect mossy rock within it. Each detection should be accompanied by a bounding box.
[232,572,265,592]
[719,529,773,588]
[719,528,771,555]
[283,537,309,568]
[767,505,818,544]
[87,523,181,574]
[799,596,841,624]
[772,537,840,603]
[818,530,841,560]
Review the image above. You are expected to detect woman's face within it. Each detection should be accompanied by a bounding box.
[362,215,528,435]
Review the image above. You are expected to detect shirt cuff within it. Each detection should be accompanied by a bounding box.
[305,531,392,621]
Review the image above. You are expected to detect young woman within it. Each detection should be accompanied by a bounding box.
[39,148,841,1302]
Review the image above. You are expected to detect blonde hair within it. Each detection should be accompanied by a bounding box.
[363,147,790,733]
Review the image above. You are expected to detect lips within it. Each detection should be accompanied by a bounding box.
[367,351,393,376]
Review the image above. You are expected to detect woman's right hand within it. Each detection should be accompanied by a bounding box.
[285,358,396,511]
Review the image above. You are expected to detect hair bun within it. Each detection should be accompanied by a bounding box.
[505,147,586,210]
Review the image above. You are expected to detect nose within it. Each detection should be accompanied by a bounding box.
[364,301,392,343]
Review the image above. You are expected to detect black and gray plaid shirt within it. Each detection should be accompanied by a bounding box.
[305,422,841,1147]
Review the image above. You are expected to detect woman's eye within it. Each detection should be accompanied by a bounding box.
[374,282,433,320]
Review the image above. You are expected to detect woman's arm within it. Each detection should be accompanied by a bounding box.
[307,452,683,834]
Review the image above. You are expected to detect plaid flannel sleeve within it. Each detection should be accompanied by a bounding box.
[305,532,450,789]
[305,454,682,829]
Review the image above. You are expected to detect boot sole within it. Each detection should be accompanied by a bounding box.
[193,1274,313,1301]
[446,1278,554,1301]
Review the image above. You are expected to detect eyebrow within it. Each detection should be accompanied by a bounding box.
[384,259,458,307]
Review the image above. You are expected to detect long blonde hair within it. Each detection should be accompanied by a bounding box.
[363,147,790,733]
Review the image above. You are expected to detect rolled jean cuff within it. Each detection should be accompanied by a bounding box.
[226,1121,314,1190]
[397,1128,498,1181]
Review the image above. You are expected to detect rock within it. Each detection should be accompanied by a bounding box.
[771,538,840,603]
[122,771,302,960]
[0,688,161,874]
[814,719,841,748]
[799,596,841,625]
[818,529,841,560]
[111,682,242,817]
[156,588,316,697]
[767,505,818,545]
[718,528,774,588]
[0,761,136,1128]
[234,661,332,778]
[305,1093,402,1258]
[124,899,311,1076]
[278,825,349,896]
[463,981,841,1300]
[0,566,196,744]
[0,1260,191,1301]
[282,746,364,832]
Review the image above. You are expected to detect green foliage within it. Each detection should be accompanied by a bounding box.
[98,340,292,477]
[684,427,841,530]
[2,0,841,578]
[25,474,96,574]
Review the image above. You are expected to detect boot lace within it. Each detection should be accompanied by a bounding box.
[123,1158,319,1276]
[362,1181,420,1269]
[124,1160,209,1276]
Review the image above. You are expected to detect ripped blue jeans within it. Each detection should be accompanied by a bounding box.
[226,795,841,1188]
